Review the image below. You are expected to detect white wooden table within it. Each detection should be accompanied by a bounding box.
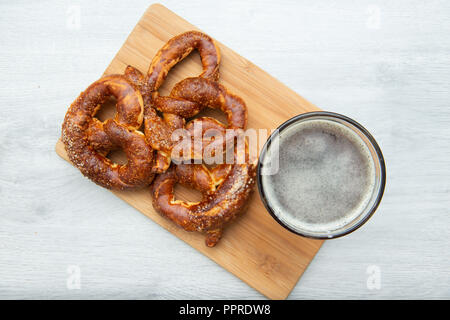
[0,0,449,299]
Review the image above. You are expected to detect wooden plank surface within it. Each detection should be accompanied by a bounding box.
[55,3,323,299]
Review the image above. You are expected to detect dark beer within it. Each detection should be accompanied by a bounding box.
[258,112,385,238]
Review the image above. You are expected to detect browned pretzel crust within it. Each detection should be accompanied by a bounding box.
[138,31,221,167]
[157,77,247,128]
[123,65,181,172]
[146,31,220,92]
[152,151,256,247]
[61,75,155,190]
[147,32,256,247]
[152,77,247,160]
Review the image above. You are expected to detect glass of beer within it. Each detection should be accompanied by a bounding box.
[257,111,386,239]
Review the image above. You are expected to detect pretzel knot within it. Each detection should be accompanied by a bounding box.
[124,31,223,169]
[152,144,257,247]
[144,31,256,247]
[150,91,256,247]
[61,75,155,190]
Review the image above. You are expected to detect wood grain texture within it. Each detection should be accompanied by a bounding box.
[1,0,449,300]
[55,4,323,300]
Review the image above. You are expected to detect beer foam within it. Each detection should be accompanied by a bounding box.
[261,118,376,237]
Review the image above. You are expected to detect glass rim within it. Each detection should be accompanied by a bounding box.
[257,111,386,239]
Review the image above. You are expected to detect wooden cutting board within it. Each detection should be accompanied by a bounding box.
[55,3,323,300]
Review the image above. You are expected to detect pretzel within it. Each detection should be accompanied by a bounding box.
[152,144,256,247]
[146,32,256,247]
[124,31,222,167]
[158,77,247,160]
[148,76,248,160]
[61,75,155,190]
[157,77,247,126]
[146,30,220,93]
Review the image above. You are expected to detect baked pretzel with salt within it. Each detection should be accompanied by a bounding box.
[124,30,221,170]
[127,31,247,160]
[61,75,155,190]
[144,31,256,246]
[162,76,248,160]
[152,143,256,247]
